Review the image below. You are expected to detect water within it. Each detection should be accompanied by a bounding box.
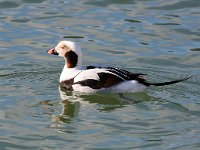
[0,0,200,149]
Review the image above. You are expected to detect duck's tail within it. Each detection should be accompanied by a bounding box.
[146,76,194,87]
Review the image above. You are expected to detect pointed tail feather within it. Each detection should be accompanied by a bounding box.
[147,76,193,87]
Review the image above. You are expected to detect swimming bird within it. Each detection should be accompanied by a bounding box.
[47,41,191,93]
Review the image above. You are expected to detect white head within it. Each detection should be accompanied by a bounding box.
[47,41,82,68]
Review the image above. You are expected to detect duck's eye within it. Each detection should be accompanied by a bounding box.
[61,46,65,49]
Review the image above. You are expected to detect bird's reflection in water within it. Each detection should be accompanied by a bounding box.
[49,87,150,133]
[58,86,151,118]
[51,86,193,126]
[59,90,81,118]
[36,84,194,133]
[51,88,82,124]
[51,100,80,124]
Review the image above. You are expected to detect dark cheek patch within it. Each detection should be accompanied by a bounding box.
[65,51,78,68]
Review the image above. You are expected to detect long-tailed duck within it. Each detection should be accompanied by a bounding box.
[47,41,191,93]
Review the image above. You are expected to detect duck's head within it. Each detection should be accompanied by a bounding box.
[47,41,82,68]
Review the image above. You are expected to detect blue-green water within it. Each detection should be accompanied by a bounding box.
[0,0,200,149]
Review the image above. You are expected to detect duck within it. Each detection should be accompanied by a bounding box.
[47,41,191,93]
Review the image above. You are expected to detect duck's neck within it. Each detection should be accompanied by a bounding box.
[59,60,82,82]
[60,50,83,82]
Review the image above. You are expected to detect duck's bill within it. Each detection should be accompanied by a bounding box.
[47,48,59,55]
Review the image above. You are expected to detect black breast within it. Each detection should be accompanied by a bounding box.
[60,78,74,90]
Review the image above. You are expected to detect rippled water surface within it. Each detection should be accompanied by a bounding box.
[0,0,200,149]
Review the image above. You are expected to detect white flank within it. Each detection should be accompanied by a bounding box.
[106,80,147,93]
[74,68,110,83]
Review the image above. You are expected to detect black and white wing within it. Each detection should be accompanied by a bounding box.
[73,66,148,89]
